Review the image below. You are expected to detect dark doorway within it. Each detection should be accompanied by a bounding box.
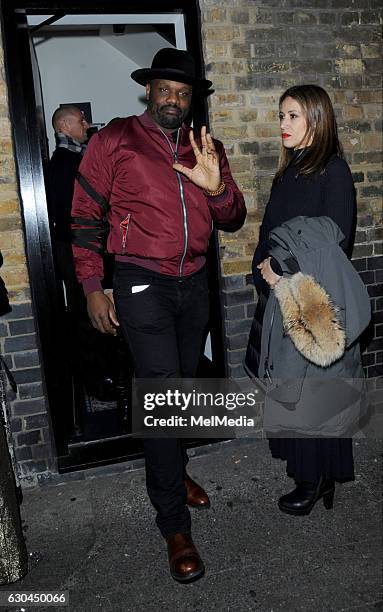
[1,1,226,473]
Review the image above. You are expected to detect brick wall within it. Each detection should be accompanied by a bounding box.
[0,30,54,485]
[200,0,382,378]
[0,4,381,482]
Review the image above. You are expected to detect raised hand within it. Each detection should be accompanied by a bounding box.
[173,125,221,192]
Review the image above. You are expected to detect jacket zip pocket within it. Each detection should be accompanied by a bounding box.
[120,214,131,252]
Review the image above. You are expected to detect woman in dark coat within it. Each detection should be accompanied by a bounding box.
[245,84,357,515]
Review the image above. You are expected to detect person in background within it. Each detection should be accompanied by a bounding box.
[49,105,122,404]
[49,105,89,252]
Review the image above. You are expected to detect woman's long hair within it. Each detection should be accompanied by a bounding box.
[275,84,343,180]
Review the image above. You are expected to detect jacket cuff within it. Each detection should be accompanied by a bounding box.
[270,257,283,276]
[82,277,103,296]
[205,185,229,204]
[269,245,293,275]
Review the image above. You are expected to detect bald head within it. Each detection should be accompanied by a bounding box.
[52,106,90,143]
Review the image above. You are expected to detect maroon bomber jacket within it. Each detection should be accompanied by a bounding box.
[71,110,246,294]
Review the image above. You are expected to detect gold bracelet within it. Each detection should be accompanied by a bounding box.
[204,181,226,197]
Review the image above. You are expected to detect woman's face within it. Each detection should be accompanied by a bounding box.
[279,96,312,150]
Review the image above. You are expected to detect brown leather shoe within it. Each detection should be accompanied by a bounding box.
[167,533,205,583]
[185,475,210,509]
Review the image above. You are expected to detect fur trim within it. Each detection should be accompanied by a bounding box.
[274,272,346,367]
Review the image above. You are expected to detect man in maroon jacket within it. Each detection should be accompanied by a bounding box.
[72,48,246,583]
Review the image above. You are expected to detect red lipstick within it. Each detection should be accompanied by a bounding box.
[282,133,291,139]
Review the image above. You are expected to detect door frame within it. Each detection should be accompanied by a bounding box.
[0,0,227,468]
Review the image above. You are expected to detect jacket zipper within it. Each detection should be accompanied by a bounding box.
[120,213,131,252]
[158,128,188,276]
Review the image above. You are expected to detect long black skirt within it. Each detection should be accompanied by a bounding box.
[269,438,354,484]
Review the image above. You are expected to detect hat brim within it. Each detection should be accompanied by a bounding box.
[131,67,212,90]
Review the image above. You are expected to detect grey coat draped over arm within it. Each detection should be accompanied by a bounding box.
[259,216,371,436]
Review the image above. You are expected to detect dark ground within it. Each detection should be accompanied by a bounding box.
[0,438,381,611]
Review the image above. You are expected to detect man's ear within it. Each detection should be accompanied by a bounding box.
[145,83,151,101]
[56,117,66,134]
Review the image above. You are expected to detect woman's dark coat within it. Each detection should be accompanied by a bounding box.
[245,154,356,379]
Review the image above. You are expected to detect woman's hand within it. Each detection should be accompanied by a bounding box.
[172,125,221,192]
[257,257,282,288]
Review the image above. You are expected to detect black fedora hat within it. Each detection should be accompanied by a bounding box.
[131,47,212,90]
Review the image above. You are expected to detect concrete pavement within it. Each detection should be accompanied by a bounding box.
[0,438,381,611]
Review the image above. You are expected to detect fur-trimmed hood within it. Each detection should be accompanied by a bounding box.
[275,272,345,367]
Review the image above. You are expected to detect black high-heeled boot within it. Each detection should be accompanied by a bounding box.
[278,475,335,516]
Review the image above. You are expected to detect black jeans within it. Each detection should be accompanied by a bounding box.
[113,262,209,537]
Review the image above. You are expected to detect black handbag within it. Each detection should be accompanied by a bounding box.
[0,253,15,390]
[0,251,11,317]
[0,277,11,317]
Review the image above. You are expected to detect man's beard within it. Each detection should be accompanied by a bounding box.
[148,100,189,130]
